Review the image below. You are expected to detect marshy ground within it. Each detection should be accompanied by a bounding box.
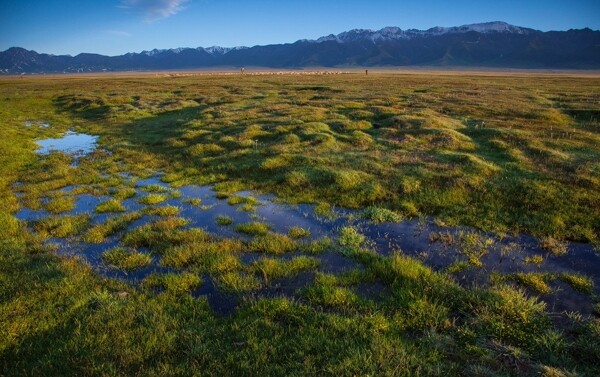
[0,71,599,376]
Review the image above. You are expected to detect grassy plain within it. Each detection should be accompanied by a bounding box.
[0,71,599,375]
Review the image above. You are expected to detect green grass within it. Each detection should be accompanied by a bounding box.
[1,72,600,375]
[338,226,366,255]
[248,232,298,254]
[143,205,180,217]
[540,237,568,256]
[138,193,168,205]
[361,206,403,223]
[141,184,170,193]
[299,237,333,254]
[142,272,202,294]
[288,226,310,239]
[183,198,202,206]
[251,256,319,282]
[558,273,594,293]
[44,195,76,214]
[95,199,126,213]
[34,214,90,238]
[215,215,233,226]
[214,272,262,293]
[82,212,142,243]
[112,187,137,200]
[102,247,152,270]
[234,221,270,236]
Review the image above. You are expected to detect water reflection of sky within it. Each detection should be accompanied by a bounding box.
[36,131,98,155]
[15,175,600,316]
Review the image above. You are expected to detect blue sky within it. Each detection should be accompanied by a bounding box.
[1,0,598,56]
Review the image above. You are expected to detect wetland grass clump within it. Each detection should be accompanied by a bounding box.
[234,221,270,236]
[524,255,544,265]
[558,273,593,293]
[83,212,142,243]
[288,226,310,239]
[112,187,137,200]
[122,217,190,250]
[102,247,152,270]
[216,215,233,226]
[215,271,261,292]
[299,237,333,254]
[248,233,298,254]
[34,214,90,238]
[45,196,76,214]
[138,193,168,205]
[142,272,202,294]
[539,237,568,256]
[338,226,366,255]
[361,206,403,223]
[183,198,202,206]
[95,199,126,213]
[251,256,319,282]
[143,205,180,217]
[509,273,552,295]
[302,281,365,310]
[160,237,243,271]
[141,184,170,193]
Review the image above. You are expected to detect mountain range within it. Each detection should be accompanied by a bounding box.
[1,22,599,74]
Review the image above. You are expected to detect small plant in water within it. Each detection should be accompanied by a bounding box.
[144,205,179,217]
[338,226,365,255]
[539,237,568,256]
[45,196,75,214]
[95,199,126,213]
[288,226,310,239]
[234,221,270,236]
[524,255,544,265]
[184,198,202,206]
[249,233,298,254]
[216,215,233,226]
[138,193,168,205]
[361,206,403,223]
[102,247,152,270]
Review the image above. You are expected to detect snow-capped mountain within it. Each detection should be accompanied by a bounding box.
[312,22,531,43]
[1,22,598,73]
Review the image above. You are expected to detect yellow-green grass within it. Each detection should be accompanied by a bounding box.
[288,226,310,239]
[44,196,76,214]
[215,215,233,225]
[95,199,126,213]
[138,193,168,205]
[234,221,270,236]
[2,72,600,375]
[102,247,152,270]
[251,256,320,282]
[33,214,90,238]
[143,205,180,217]
[82,212,142,243]
[142,272,202,294]
[248,232,298,254]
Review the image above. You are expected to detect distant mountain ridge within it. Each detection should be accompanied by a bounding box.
[2,22,599,73]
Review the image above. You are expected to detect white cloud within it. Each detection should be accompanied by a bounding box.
[120,0,189,21]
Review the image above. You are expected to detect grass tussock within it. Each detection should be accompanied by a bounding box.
[95,199,126,213]
[234,221,270,236]
[102,247,152,270]
[34,214,90,238]
[83,212,142,243]
[138,194,168,205]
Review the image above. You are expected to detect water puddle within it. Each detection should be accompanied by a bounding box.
[15,174,600,317]
[36,130,98,156]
